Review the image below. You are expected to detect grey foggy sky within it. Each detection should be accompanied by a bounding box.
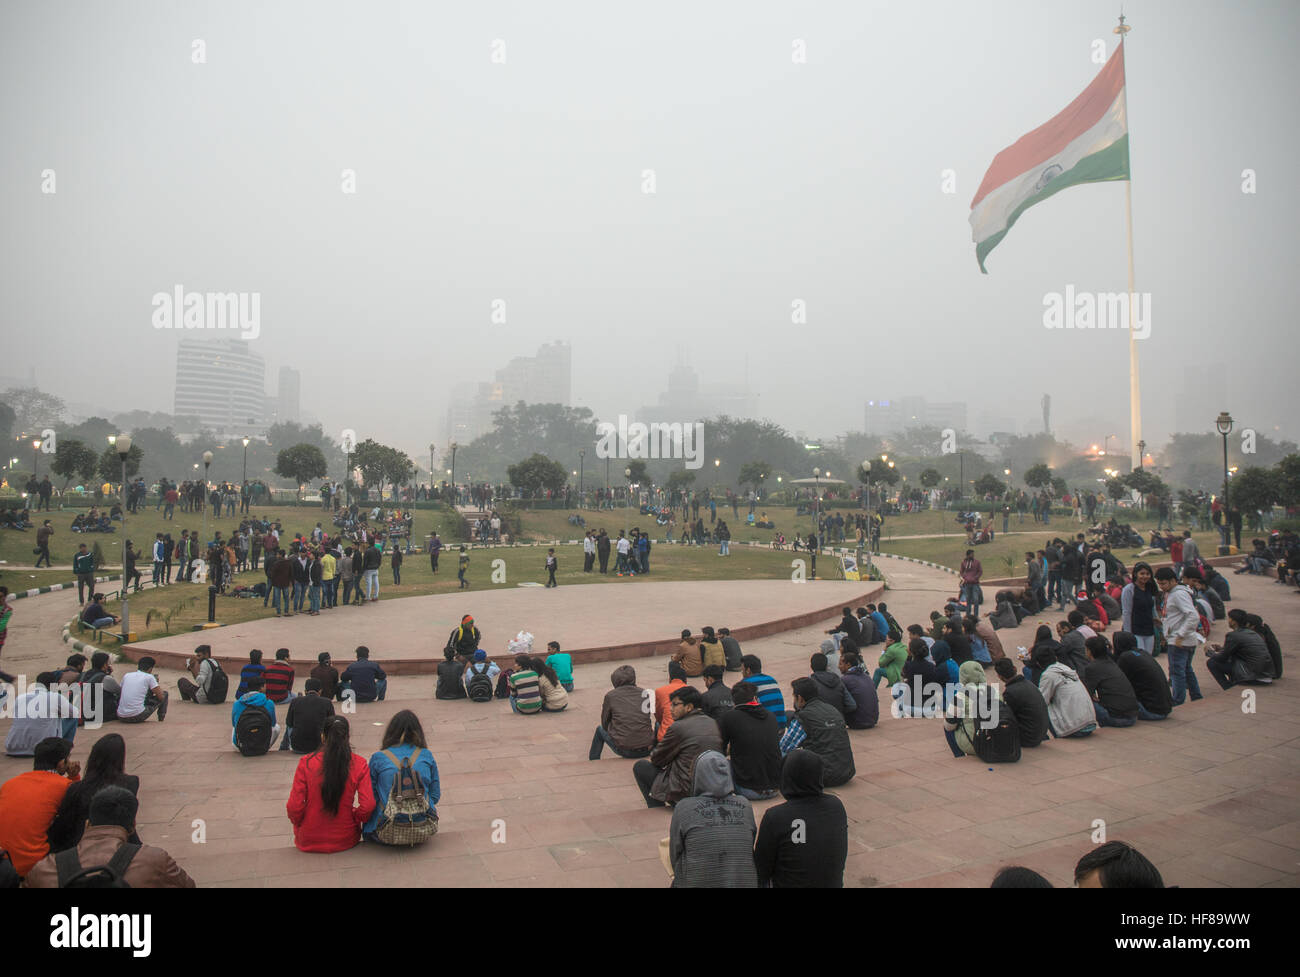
[3,0,1297,463]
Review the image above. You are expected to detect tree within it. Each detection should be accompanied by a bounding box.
[350,439,413,498]
[1104,476,1127,501]
[919,468,942,489]
[97,442,143,484]
[507,454,568,504]
[51,438,99,489]
[737,461,773,491]
[972,474,1005,498]
[1050,476,1068,497]
[274,444,327,498]
[1228,467,1280,518]
[1023,463,1052,489]
[0,402,14,446]
[1274,454,1300,508]
[2,387,65,435]
[1122,469,1167,499]
[665,470,696,493]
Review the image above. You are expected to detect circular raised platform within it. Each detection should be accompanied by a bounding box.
[122,579,884,675]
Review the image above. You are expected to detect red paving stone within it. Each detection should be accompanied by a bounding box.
[2,562,1297,887]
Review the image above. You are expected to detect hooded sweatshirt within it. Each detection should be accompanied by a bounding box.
[230,691,277,746]
[668,750,757,888]
[1037,662,1096,737]
[809,668,857,717]
[754,749,848,888]
[943,661,998,755]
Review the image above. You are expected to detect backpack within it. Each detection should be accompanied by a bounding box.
[204,659,229,704]
[466,663,494,703]
[83,671,119,723]
[972,701,1021,764]
[234,703,273,755]
[373,749,438,846]
[55,843,140,888]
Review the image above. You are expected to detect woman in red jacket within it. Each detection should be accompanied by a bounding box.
[286,716,375,853]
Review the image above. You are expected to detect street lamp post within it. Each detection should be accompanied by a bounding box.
[201,450,213,548]
[428,444,435,496]
[812,467,821,536]
[241,437,250,483]
[449,442,458,505]
[579,449,585,503]
[860,460,872,567]
[1136,439,1146,471]
[32,439,41,477]
[1215,412,1233,554]
[624,467,631,508]
[116,435,133,640]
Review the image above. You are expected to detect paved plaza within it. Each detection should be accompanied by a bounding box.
[2,561,1297,888]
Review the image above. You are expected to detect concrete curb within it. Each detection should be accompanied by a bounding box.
[11,574,123,600]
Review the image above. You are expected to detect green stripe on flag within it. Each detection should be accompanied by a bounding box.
[977,134,1130,273]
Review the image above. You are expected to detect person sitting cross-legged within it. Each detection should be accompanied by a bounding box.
[362,710,440,846]
[1111,631,1173,721]
[780,677,855,787]
[279,678,336,753]
[1082,636,1140,728]
[116,657,168,725]
[753,749,848,888]
[993,658,1049,746]
[25,785,195,888]
[667,749,757,888]
[286,716,375,853]
[716,681,782,801]
[632,686,722,808]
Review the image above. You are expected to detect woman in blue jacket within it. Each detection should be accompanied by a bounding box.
[363,709,440,844]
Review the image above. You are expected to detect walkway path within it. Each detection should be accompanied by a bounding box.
[1,563,1296,887]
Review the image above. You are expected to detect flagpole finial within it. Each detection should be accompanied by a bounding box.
[1114,13,1131,36]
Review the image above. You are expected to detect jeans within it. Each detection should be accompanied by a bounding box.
[1047,570,1061,605]
[1093,701,1137,727]
[640,552,649,572]
[1133,633,1155,654]
[163,503,174,519]
[719,540,729,556]
[272,586,291,614]
[1137,702,1169,721]
[393,566,401,585]
[35,545,51,567]
[323,578,337,607]
[735,785,780,801]
[632,759,665,807]
[61,716,79,743]
[1206,652,1245,690]
[1167,644,1202,705]
[292,580,307,611]
[77,573,96,604]
[870,667,892,688]
[340,678,387,702]
[588,726,652,760]
[90,616,116,629]
[364,569,379,600]
[309,584,321,613]
[1048,717,1095,738]
[341,578,355,604]
[960,582,981,616]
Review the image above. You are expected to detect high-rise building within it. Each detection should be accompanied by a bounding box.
[638,352,756,423]
[276,366,301,424]
[445,342,571,444]
[172,338,265,435]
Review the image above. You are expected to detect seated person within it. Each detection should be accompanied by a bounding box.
[280,679,336,753]
[1112,631,1173,720]
[340,646,388,703]
[81,594,118,631]
[1081,637,1139,728]
[435,648,467,700]
[1205,609,1275,690]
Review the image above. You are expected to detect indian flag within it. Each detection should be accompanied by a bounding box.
[970,44,1129,273]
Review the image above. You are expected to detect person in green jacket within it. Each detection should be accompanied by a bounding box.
[73,543,97,605]
[943,661,1002,757]
[871,629,908,688]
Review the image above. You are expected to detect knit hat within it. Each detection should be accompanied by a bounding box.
[473,649,486,662]
[462,615,474,625]
[958,660,986,685]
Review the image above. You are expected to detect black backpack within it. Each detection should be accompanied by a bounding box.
[55,843,141,888]
[972,692,1021,764]
[205,659,229,704]
[235,703,274,755]
[466,663,494,703]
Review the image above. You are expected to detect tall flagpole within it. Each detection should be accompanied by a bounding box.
[1116,13,1141,471]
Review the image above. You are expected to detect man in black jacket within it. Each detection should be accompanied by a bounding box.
[780,678,855,787]
[808,652,856,717]
[700,666,733,720]
[596,530,611,574]
[827,607,859,647]
[753,749,847,887]
[717,682,782,801]
[1082,637,1139,727]
[1112,632,1172,719]
[993,659,1048,746]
